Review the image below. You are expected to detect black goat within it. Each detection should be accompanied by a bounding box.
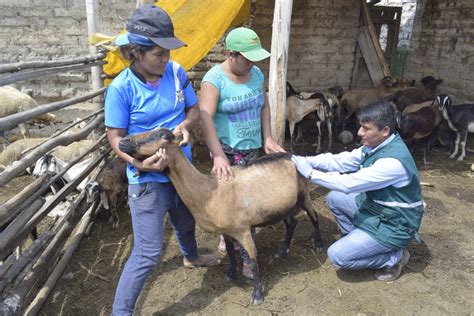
[434,94,474,161]
[398,101,443,165]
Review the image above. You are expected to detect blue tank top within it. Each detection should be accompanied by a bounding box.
[202,64,265,150]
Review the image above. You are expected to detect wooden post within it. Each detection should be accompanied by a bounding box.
[268,0,293,146]
[85,0,104,113]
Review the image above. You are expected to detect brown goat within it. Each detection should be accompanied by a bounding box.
[392,76,443,113]
[338,76,405,129]
[86,156,128,228]
[118,128,324,305]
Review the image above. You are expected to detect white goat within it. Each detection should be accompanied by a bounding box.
[0,86,56,147]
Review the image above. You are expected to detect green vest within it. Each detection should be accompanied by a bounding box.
[353,134,424,248]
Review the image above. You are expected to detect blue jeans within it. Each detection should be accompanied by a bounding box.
[326,191,403,270]
[112,182,198,315]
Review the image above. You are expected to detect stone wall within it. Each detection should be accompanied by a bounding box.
[0,0,134,100]
[1,0,472,103]
[404,0,474,103]
[0,0,360,100]
[251,0,360,92]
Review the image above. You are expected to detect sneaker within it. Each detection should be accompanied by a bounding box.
[375,248,410,282]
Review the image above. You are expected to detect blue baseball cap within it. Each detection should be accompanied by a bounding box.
[115,5,186,49]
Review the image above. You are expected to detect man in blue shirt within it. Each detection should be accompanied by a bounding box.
[292,100,424,282]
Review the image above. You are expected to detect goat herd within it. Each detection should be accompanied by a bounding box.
[285,76,474,165]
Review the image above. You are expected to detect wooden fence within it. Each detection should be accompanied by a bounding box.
[0,52,113,315]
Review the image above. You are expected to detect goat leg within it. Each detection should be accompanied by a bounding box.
[110,194,120,229]
[249,258,263,305]
[223,235,237,282]
[327,120,333,151]
[303,200,324,252]
[315,121,322,153]
[457,130,468,161]
[274,216,297,258]
[238,232,263,305]
[450,132,460,159]
[289,122,296,152]
[295,124,303,143]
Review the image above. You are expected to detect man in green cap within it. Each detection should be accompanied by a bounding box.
[199,27,285,279]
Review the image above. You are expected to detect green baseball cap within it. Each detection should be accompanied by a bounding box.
[225,27,271,62]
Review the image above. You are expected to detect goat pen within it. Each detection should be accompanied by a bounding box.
[0,51,115,315]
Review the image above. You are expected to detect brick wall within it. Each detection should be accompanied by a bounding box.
[404,0,474,103]
[250,0,361,93]
[0,0,135,100]
[1,0,472,104]
[0,0,361,100]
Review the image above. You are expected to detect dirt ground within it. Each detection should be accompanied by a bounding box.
[2,112,473,315]
[31,133,473,316]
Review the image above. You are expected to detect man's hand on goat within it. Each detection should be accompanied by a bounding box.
[291,155,314,179]
[173,124,190,147]
[212,155,233,181]
[264,137,286,154]
[135,148,169,172]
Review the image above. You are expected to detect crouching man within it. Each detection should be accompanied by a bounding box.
[291,100,424,281]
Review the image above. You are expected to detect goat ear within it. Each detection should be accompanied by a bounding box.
[446,97,451,108]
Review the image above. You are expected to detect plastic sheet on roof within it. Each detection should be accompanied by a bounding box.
[90,0,250,86]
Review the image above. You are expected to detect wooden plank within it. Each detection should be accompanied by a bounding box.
[0,53,106,74]
[360,0,390,77]
[0,115,104,186]
[0,88,105,133]
[0,61,105,87]
[357,26,385,85]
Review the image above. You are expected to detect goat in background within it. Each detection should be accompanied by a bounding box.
[434,94,474,161]
[285,82,338,152]
[397,100,443,165]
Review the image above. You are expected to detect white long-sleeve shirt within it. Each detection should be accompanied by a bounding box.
[307,134,411,194]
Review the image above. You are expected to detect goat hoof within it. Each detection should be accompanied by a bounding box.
[274,247,289,259]
[225,272,236,282]
[314,242,324,253]
[251,292,264,305]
